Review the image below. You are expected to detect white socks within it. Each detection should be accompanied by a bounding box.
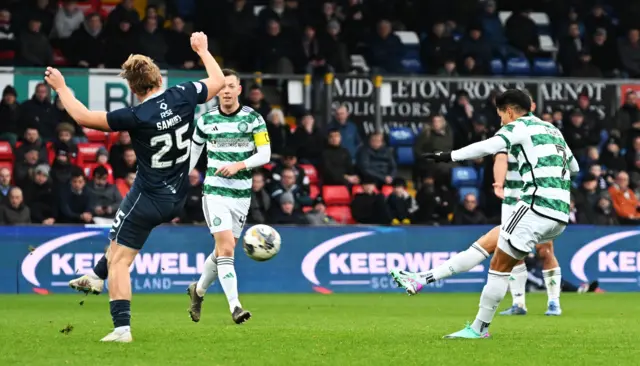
[543,267,562,305]
[217,256,241,312]
[472,270,510,334]
[509,263,528,307]
[196,254,218,297]
[417,242,489,285]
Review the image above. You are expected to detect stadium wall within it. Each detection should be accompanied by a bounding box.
[0,225,638,294]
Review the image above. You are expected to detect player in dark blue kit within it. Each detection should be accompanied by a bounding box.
[44,32,225,342]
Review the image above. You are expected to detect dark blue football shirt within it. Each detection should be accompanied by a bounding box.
[106,81,208,202]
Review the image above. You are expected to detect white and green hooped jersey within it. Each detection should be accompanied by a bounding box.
[501,147,523,207]
[495,115,577,223]
[192,106,268,202]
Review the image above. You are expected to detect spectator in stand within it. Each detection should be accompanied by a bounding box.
[552,109,564,129]
[584,3,615,38]
[437,59,459,76]
[258,0,300,35]
[269,192,308,225]
[315,1,339,31]
[575,93,601,130]
[49,144,75,190]
[504,9,539,58]
[329,105,361,161]
[459,24,492,72]
[296,24,324,73]
[460,55,483,76]
[612,90,640,147]
[0,9,17,66]
[413,175,454,225]
[568,197,586,224]
[269,166,311,210]
[562,109,600,158]
[271,148,309,193]
[339,0,366,54]
[387,178,417,225]
[0,86,19,146]
[17,16,53,67]
[305,196,338,226]
[14,148,40,189]
[368,19,403,74]
[246,86,272,121]
[104,15,137,68]
[51,0,84,50]
[626,136,640,176]
[116,171,135,197]
[223,0,257,71]
[257,19,295,74]
[108,131,131,168]
[356,132,396,187]
[477,90,501,135]
[559,22,586,75]
[113,146,137,179]
[265,108,289,160]
[571,51,602,78]
[293,114,324,165]
[23,164,55,224]
[143,4,164,26]
[453,193,487,225]
[54,122,78,156]
[58,169,92,224]
[592,196,619,225]
[573,173,601,223]
[23,0,55,36]
[177,169,205,224]
[0,167,11,205]
[165,16,198,70]
[106,0,140,36]
[590,28,620,77]
[414,114,454,183]
[249,170,270,224]
[15,127,48,165]
[446,91,476,149]
[600,138,627,174]
[86,165,121,219]
[608,171,640,224]
[68,12,106,68]
[19,83,56,141]
[321,128,359,186]
[136,17,168,68]
[350,177,391,225]
[589,163,610,191]
[0,187,30,224]
[420,20,458,74]
[480,1,507,55]
[618,28,640,78]
[320,20,349,73]
[95,146,109,166]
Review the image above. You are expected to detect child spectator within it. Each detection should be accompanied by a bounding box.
[386,178,418,225]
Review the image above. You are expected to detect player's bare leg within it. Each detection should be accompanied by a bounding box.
[537,241,562,315]
[69,249,108,295]
[100,240,137,343]
[391,226,499,294]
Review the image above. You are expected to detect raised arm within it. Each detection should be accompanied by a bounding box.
[190,32,225,101]
[451,136,508,162]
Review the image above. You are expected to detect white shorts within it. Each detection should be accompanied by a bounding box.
[498,201,566,260]
[202,195,250,238]
[501,203,517,226]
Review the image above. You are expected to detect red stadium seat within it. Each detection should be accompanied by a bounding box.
[83,163,115,184]
[14,141,22,149]
[106,132,120,150]
[0,141,13,160]
[77,143,103,164]
[263,162,275,171]
[309,184,320,199]
[381,185,394,197]
[322,185,350,206]
[351,185,381,195]
[46,142,56,165]
[300,164,318,184]
[84,128,108,144]
[302,206,313,213]
[326,205,353,224]
[0,50,15,61]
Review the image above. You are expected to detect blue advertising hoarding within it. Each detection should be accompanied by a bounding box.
[0,225,638,294]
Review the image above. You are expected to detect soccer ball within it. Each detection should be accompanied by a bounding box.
[242,224,281,261]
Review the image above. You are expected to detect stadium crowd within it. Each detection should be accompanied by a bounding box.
[0,0,638,227]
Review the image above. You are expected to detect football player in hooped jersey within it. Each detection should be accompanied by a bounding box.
[186,69,271,324]
[46,32,226,342]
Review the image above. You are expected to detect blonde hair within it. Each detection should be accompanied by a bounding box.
[267,108,285,125]
[119,54,163,96]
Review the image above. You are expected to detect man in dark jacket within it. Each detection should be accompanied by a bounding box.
[165,16,198,70]
[106,0,140,36]
[414,114,454,182]
[14,147,40,189]
[446,91,477,149]
[356,132,396,187]
[453,193,487,225]
[19,83,56,140]
[68,13,106,68]
[178,168,205,224]
[50,145,75,191]
[368,19,403,74]
[504,9,540,57]
[413,175,454,225]
[0,166,12,205]
[322,129,359,185]
[420,21,458,74]
[562,109,600,157]
[269,167,312,210]
[248,171,270,224]
[573,173,601,223]
[293,114,324,165]
[136,17,167,67]
[15,126,48,164]
[58,170,93,224]
[612,91,640,147]
[17,17,53,66]
[86,165,122,218]
[386,178,418,225]
[328,105,361,161]
[305,196,337,226]
[23,164,56,224]
[0,187,30,224]
[269,192,308,225]
[459,24,492,72]
[271,148,309,193]
[0,86,20,145]
[351,178,391,225]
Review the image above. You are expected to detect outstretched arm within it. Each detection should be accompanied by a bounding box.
[451,136,508,162]
[45,67,111,131]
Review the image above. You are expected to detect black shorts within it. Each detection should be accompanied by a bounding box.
[108,186,185,250]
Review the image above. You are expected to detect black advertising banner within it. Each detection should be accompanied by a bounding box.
[537,81,617,121]
[331,76,534,135]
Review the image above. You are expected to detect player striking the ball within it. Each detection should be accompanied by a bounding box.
[400,89,578,338]
[186,69,271,324]
[391,91,564,316]
[56,32,225,342]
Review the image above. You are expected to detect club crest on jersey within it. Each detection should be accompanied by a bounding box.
[238,122,248,133]
[213,217,222,226]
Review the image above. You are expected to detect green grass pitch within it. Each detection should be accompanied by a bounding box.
[0,293,637,366]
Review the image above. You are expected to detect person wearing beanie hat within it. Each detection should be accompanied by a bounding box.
[305,196,338,225]
[387,177,418,225]
[95,146,110,165]
[270,191,309,225]
[0,85,20,146]
[23,162,57,225]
